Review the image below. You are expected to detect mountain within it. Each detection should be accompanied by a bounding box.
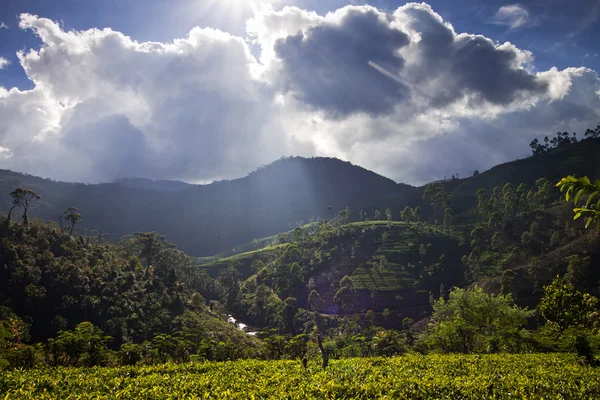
[0,157,404,256]
[114,178,194,192]
[1,140,598,256]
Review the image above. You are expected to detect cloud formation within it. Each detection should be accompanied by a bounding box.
[492,4,530,30]
[0,4,599,186]
[0,57,9,69]
[274,6,410,117]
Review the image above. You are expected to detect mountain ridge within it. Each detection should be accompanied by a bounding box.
[0,142,598,256]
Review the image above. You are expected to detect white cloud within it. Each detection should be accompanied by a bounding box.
[0,145,12,159]
[0,5,599,186]
[0,22,8,30]
[0,57,9,70]
[492,4,530,29]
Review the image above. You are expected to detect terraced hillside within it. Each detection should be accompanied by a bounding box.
[198,221,466,324]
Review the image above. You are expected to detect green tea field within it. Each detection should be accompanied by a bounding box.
[2,354,598,399]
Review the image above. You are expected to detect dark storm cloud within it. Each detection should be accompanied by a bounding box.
[274,7,410,117]
[401,5,549,108]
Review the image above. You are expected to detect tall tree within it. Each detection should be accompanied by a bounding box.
[413,206,422,222]
[400,206,413,222]
[121,232,175,275]
[9,188,40,227]
[218,263,242,310]
[334,276,356,313]
[308,290,323,311]
[423,183,451,224]
[476,189,489,219]
[61,207,83,236]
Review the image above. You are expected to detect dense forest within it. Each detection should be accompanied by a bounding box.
[1,128,600,370]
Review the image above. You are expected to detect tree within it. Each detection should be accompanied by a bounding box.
[470,225,488,249]
[516,183,528,214]
[476,189,489,219]
[400,206,413,222]
[337,206,350,225]
[563,254,591,290]
[374,209,381,220]
[371,330,406,356]
[417,287,533,353]
[443,207,453,231]
[218,264,242,310]
[44,322,110,367]
[121,232,175,275]
[423,183,450,224]
[9,188,40,227]
[491,232,503,251]
[584,123,600,139]
[281,297,297,333]
[334,276,356,313]
[6,196,20,224]
[358,209,367,222]
[60,207,82,235]
[556,175,600,229]
[533,178,553,209]
[473,170,480,176]
[500,270,516,297]
[190,292,205,310]
[539,276,599,333]
[413,206,422,222]
[385,208,392,223]
[308,290,323,311]
[501,183,518,219]
[365,310,376,327]
[74,322,111,366]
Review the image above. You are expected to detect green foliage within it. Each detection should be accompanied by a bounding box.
[418,287,534,353]
[556,175,600,229]
[120,232,175,273]
[334,276,356,313]
[307,290,323,311]
[59,207,82,235]
[539,276,599,333]
[43,322,111,367]
[423,183,451,224]
[563,254,591,290]
[1,354,599,398]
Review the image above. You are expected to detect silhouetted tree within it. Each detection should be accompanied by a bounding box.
[61,207,83,235]
[9,188,40,227]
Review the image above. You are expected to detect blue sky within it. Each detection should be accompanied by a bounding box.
[0,0,599,184]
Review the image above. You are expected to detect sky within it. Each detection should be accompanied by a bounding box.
[0,0,599,185]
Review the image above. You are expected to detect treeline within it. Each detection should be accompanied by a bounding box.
[529,123,599,156]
